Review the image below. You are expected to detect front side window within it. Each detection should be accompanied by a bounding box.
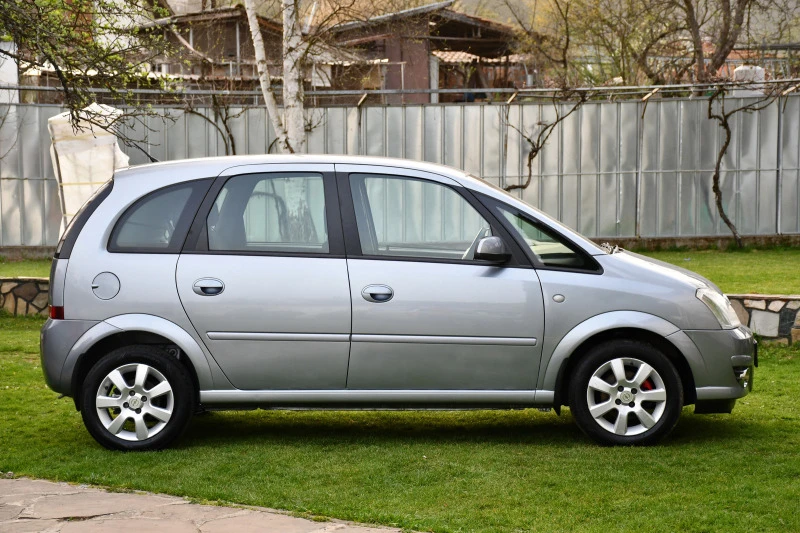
[350,173,491,261]
[208,173,328,253]
[109,180,208,253]
[497,207,594,270]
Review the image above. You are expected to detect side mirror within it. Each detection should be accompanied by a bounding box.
[474,236,511,263]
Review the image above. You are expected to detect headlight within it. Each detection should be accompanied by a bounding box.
[696,288,741,329]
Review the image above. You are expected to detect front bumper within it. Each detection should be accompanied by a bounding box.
[682,325,756,413]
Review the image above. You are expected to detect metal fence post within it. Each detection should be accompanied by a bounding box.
[776,96,783,235]
[635,101,644,238]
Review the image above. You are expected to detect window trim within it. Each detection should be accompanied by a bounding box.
[107,179,212,254]
[479,193,603,275]
[182,171,345,257]
[337,171,532,268]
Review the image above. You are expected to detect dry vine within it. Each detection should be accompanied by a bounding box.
[706,82,790,247]
[504,90,591,193]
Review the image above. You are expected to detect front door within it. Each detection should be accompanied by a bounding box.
[338,166,545,390]
[177,164,351,390]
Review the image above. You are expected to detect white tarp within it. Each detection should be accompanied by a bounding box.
[48,103,129,233]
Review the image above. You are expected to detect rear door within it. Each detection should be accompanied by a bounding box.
[177,164,351,390]
[337,165,545,390]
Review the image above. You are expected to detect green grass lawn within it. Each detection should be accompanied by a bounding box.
[0,258,51,278]
[1,312,799,532]
[641,247,800,295]
[2,247,799,294]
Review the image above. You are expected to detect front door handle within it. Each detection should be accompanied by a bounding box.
[362,284,393,303]
[193,278,225,296]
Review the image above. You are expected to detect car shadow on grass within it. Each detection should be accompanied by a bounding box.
[668,412,766,445]
[181,408,586,447]
[179,408,762,449]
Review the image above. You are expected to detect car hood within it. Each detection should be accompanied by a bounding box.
[613,250,723,293]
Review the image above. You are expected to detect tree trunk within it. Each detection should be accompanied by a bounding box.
[680,0,706,82]
[243,0,293,153]
[282,0,307,154]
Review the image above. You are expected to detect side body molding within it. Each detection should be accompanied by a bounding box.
[62,314,216,391]
[538,311,705,392]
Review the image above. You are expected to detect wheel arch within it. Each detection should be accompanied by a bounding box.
[543,312,700,410]
[65,315,213,410]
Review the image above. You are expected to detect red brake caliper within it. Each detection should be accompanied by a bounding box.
[641,379,654,391]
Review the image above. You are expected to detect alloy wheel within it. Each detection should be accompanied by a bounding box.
[585,357,668,437]
[95,363,174,442]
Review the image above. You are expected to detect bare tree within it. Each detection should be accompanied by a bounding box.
[1,0,176,145]
[243,0,360,153]
[508,0,800,86]
[570,0,688,85]
[678,0,751,82]
[506,0,575,85]
[244,0,294,152]
[675,0,800,82]
[506,0,689,86]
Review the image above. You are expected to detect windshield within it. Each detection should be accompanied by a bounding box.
[466,174,608,256]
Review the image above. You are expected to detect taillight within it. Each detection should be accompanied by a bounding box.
[49,306,64,320]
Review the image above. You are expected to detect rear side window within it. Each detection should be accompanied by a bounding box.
[208,172,328,254]
[108,179,211,253]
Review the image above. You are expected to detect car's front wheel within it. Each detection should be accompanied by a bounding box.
[568,340,683,446]
[81,345,195,451]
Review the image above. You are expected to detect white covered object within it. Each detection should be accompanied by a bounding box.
[732,65,766,98]
[48,103,129,232]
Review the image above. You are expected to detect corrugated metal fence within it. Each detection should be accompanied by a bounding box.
[1,96,799,246]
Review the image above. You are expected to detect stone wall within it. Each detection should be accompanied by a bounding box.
[0,278,49,317]
[728,295,800,345]
[1,277,799,345]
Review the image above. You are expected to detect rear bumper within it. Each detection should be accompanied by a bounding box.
[40,318,99,395]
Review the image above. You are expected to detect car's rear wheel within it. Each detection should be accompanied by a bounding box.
[568,340,683,446]
[81,345,195,451]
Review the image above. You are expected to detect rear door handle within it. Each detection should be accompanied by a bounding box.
[362,284,393,303]
[193,278,225,296]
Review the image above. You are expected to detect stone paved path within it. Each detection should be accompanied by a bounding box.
[0,478,404,533]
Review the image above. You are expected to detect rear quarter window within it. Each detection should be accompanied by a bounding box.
[108,179,211,253]
[55,180,114,259]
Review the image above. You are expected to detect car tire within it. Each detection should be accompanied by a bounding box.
[568,340,683,446]
[81,345,195,451]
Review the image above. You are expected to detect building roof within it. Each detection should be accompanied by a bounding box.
[140,5,282,33]
[329,0,455,33]
[331,1,516,58]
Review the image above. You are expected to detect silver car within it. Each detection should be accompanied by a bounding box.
[40,155,756,450]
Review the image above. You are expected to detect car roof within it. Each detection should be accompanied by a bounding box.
[114,154,470,183]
